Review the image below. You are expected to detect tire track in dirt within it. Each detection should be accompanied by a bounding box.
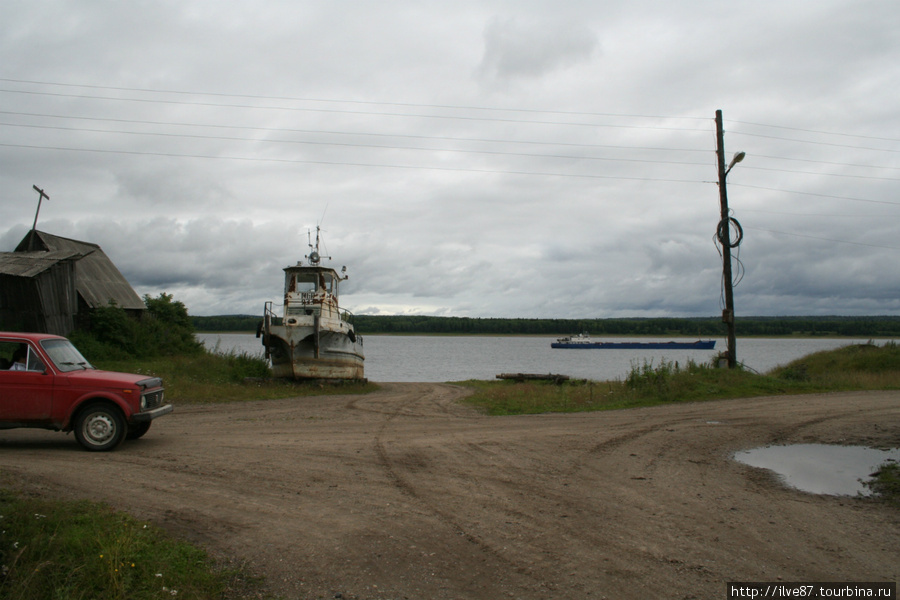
[367,383,553,594]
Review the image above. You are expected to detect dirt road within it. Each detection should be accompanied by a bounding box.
[2,384,899,599]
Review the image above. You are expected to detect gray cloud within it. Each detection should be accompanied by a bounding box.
[2,0,898,319]
[477,16,598,84]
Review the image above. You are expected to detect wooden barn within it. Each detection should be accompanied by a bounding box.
[0,230,145,335]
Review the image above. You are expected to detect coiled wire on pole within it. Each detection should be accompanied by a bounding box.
[714,216,746,291]
[716,216,743,248]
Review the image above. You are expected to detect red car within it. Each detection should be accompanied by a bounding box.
[0,332,172,451]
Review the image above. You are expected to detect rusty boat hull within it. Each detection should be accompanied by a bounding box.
[264,325,364,380]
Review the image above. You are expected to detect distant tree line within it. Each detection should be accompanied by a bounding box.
[191,314,900,337]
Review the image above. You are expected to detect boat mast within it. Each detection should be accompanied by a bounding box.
[305,226,332,266]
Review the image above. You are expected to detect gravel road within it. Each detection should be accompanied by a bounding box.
[2,384,899,599]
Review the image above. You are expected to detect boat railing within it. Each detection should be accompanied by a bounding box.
[340,308,362,346]
[263,301,283,327]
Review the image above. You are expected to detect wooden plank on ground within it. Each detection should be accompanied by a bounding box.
[496,373,570,383]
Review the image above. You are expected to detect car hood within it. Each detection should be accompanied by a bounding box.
[63,369,162,389]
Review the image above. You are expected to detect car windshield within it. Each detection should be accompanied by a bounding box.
[40,339,94,372]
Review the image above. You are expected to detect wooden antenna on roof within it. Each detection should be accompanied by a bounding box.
[29,185,49,251]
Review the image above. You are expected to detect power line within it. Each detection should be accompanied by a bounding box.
[743,226,900,251]
[731,183,900,207]
[743,153,900,172]
[739,165,900,182]
[0,87,711,132]
[8,110,896,182]
[0,110,710,154]
[0,141,709,183]
[1,78,890,152]
[0,120,711,168]
[729,119,900,144]
[7,112,894,180]
[728,129,900,153]
[1,78,897,217]
[740,207,900,219]
[0,76,712,122]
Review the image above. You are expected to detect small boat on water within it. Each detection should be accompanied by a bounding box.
[258,228,365,380]
[551,333,716,350]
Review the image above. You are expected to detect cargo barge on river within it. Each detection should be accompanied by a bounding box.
[551,333,715,350]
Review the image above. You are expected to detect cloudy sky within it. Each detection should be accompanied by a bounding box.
[1,1,898,319]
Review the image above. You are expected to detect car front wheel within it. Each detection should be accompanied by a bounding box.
[74,404,126,451]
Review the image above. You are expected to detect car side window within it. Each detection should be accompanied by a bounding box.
[26,348,45,372]
[0,341,13,369]
[0,341,45,372]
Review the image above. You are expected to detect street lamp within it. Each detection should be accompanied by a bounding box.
[715,110,745,369]
[726,151,745,176]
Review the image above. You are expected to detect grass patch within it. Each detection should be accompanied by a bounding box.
[460,341,900,416]
[92,349,377,404]
[0,489,267,600]
[769,340,900,389]
[864,462,900,506]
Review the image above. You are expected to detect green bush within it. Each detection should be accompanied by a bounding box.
[141,294,204,356]
[70,294,204,360]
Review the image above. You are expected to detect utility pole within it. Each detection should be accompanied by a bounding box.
[715,110,743,369]
[29,184,50,251]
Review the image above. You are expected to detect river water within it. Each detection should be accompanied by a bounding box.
[196,333,887,382]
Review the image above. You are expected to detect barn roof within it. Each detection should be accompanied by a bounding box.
[10,230,145,310]
[0,250,81,278]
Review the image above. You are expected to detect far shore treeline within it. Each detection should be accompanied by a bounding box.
[191,315,900,338]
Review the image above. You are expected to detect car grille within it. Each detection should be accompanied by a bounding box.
[142,390,165,410]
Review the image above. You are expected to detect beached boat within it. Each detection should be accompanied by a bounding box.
[258,228,365,380]
[551,333,715,350]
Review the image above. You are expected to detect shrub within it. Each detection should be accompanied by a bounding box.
[142,293,204,356]
[70,294,204,360]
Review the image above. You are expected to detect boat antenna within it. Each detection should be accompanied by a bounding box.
[305,226,331,266]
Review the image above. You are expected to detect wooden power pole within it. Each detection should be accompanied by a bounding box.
[715,110,742,368]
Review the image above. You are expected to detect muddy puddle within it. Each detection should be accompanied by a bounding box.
[734,444,900,496]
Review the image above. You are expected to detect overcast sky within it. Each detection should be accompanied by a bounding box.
[1,1,898,319]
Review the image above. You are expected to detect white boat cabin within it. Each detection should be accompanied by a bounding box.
[283,266,343,323]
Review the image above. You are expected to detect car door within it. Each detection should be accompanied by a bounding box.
[0,341,54,422]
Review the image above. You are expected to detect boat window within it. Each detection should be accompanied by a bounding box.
[286,274,317,295]
[284,272,337,297]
